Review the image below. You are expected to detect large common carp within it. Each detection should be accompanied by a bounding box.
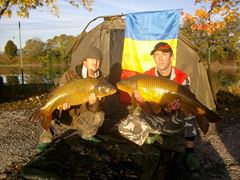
[116,75,221,133]
[30,78,116,130]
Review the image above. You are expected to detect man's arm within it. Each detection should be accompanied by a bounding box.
[58,70,79,86]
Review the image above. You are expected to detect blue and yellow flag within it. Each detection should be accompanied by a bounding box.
[121,10,180,103]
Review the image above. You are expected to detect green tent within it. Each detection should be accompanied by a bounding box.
[69,15,216,111]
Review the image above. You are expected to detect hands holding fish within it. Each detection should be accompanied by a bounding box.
[166,99,181,112]
[133,89,181,114]
[133,89,145,104]
[88,93,98,105]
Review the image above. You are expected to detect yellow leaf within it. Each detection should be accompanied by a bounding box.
[4,10,12,17]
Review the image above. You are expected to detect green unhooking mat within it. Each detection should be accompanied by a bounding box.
[20,130,187,180]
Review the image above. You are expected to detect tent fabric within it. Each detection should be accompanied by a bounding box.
[176,34,216,110]
[69,16,216,111]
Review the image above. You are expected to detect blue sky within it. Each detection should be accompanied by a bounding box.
[0,0,197,52]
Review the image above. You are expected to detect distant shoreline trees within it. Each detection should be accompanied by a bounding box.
[4,40,17,59]
[1,34,76,80]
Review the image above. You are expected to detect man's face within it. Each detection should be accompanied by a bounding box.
[83,58,101,73]
[153,51,173,74]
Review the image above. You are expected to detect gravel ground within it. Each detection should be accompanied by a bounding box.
[0,89,240,179]
[0,97,44,179]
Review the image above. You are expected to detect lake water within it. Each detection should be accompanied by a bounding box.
[0,66,239,86]
[0,65,66,85]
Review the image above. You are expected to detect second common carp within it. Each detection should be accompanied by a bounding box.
[30,78,116,130]
[116,75,221,133]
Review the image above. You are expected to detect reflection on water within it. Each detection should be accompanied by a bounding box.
[0,74,60,84]
[0,65,67,85]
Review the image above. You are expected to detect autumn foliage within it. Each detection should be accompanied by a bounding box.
[183,0,240,34]
[1,0,239,36]
[0,0,93,18]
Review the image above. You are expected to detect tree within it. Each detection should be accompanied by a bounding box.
[183,0,240,34]
[42,34,76,79]
[4,40,17,58]
[181,17,240,62]
[45,34,75,64]
[0,0,93,18]
[24,38,46,57]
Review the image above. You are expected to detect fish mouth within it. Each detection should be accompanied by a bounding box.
[116,82,120,89]
[98,88,116,97]
[95,82,117,97]
[116,82,129,93]
[116,82,124,90]
[106,87,116,94]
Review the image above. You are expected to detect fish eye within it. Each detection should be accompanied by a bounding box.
[98,86,106,92]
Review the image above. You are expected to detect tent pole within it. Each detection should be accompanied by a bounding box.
[82,14,126,33]
[207,42,217,106]
[18,21,24,84]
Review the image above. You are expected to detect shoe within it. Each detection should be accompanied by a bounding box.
[145,134,160,144]
[185,153,200,171]
[36,143,50,154]
[82,136,101,143]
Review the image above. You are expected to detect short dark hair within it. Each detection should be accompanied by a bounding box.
[150,42,173,56]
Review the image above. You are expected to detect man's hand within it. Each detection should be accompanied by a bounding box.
[166,99,181,112]
[133,89,158,114]
[57,102,71,110]
[133,89,145,103]
[88,93,97,105]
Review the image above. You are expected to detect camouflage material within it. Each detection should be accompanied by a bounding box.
[73,111,105,138]
[144,111,197,138]
[118,110,197,147]
[156,134,185,152]
[39,110,105,143]
[184,114,197,138]
[118,114,153,146]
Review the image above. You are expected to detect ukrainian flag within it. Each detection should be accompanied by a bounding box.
[121,10,180,103]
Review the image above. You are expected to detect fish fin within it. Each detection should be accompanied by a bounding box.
[196,115,209,134]
[196,107,221,123]
[131,92,138,109]
[29,110,52,130]
[150,103,162,114]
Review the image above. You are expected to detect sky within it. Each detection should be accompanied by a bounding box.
[0,0,197,52]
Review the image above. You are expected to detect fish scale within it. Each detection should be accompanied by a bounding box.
[30,78,116,130]
[137,76,179,104]
[43,79,97,111]
[116,74,221,134]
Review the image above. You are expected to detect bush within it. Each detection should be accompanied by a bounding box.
[6,76,19,85]
[5,40,17,58]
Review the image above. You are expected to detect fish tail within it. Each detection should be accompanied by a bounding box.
[29,109,52,130]
[195,114,209,134]
[195,107,221,134]
[205,108,221,123]
[196,107,221,123]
